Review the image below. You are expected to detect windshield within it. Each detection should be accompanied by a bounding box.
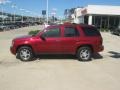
[36,29,47,36]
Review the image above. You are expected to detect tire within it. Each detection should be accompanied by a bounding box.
[17,46,34,61]
[77,46,92,61]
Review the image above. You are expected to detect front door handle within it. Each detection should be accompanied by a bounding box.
[76,40,79,42]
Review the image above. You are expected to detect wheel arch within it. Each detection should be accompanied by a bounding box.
[76,44,94,54]
[16,44,34,54]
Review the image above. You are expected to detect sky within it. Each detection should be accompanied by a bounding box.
[0,0,120,17]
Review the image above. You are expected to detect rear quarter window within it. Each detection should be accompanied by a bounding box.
[82,27,100,36]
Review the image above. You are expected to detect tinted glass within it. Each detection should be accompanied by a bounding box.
[64,27,79,37]
[42,28,60,37]
[82,27,100,36]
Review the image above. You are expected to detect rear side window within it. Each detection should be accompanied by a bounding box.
[82,27,100,36]
[64,27,80,37]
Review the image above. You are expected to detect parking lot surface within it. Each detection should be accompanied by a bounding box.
[0,26,120,90]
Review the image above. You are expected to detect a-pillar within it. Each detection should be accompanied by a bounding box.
[88,15,92,25]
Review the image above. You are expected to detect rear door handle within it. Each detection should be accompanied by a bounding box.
[55,40,60,42]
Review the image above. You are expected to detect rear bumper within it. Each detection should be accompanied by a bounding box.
[98,45,104,52]
[94,45,104,53]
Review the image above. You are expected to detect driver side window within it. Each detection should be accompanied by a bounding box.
[42,28,60,37]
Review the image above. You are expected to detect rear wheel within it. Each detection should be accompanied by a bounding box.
[77,46,92,61]
[17,46,34,61]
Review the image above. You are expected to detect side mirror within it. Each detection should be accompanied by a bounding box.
[40,35,46,41]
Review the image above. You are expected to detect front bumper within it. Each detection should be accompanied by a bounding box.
[10,46,16,55]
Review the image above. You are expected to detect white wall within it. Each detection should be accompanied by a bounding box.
[73,5,120,24]
[72,8,83,23]
[88,15,92,25]
[87,5,120,15]
[75,8,83,17]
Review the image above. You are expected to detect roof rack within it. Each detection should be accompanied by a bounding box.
[63,22,71,25]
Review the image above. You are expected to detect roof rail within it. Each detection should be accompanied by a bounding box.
[63,22,72,25]
[63,22,78,25]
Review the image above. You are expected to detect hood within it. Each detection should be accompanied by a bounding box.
[14,35,33,40]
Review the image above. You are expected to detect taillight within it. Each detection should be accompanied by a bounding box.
[100,37,103,45]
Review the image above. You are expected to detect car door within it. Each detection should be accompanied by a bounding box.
[37,27,62,54]
[61,26,80,54]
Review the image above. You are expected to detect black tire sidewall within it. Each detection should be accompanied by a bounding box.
[77,47,92,61]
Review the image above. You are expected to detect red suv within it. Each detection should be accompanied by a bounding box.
[10,23,104,61]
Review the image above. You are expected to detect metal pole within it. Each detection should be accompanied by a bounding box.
[1,6,4,24]
[39,15,41,23]
[46,0,48,24]
[22,14,23,23]
[12,4,17,23]
[119,17,120,26]
[107,16,110,30]
[20,9,24,23]
[14,10,15,23]
[21,11,23,23]
[100,16,102,30]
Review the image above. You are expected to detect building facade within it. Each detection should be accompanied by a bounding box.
[73,5,120,29]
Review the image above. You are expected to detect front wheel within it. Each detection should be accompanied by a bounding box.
[17,46,34,61]
[77,47,92,61]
